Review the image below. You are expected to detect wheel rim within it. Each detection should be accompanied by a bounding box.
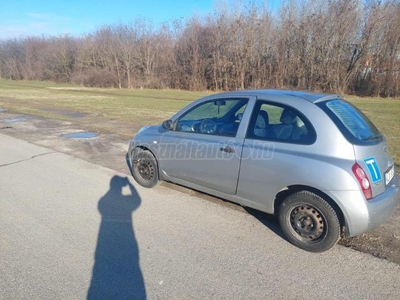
[289,205,326,242]
[134,158,155,182]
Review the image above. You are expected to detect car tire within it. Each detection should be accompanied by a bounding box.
[278,191,341,252]
[131,149,160,188]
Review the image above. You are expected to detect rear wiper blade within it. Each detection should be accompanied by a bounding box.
[362,134,382,141]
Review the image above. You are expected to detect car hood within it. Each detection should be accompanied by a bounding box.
[134,125,163,137]
[132,125,164,148]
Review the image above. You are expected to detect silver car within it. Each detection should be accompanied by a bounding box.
[127,90,399,252]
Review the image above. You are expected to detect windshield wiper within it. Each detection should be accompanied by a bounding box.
[362,134,382,141]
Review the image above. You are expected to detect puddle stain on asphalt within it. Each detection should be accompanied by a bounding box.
[61,132,99,139]
[3,116,31,123]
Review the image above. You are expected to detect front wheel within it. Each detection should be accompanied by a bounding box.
[131,149,160,188]
[278,191,341,252]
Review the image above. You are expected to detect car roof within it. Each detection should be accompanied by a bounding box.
[210,89,342,103]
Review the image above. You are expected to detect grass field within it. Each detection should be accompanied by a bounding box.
[0,80,209,125]
[0,79,399,171]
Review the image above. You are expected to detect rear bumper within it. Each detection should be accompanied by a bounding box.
[327,175,400,237]
[365,176,400,232]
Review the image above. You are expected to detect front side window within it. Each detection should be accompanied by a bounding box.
[175,98,248,137]
[318,99,381,144]
[246,101,316,144]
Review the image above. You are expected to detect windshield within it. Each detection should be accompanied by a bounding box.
[179,98,247,121]
[318,99,381,144]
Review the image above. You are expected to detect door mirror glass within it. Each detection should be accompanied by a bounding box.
[162,120,173,130]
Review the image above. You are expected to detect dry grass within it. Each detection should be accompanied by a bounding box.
[0,80,209,125]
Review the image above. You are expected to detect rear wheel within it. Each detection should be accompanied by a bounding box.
[278,191,341,252]
[131,149,160,188]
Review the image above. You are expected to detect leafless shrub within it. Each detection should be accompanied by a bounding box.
[73,69,116,88]
[0,1,399,96]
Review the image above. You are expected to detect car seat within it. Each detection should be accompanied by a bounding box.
[274,108,307,140]
[254,110,276,139]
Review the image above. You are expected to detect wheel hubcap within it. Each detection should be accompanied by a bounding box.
[135,159,154,181]
[290,205,325,241]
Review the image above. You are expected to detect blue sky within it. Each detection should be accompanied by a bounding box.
[0,0,281,40]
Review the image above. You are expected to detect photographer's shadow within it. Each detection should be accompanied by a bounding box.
[88,175,146,300]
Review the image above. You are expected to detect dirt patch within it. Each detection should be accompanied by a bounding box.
[0,109,399,264]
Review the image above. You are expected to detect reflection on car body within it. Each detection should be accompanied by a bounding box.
[128,90,400,252]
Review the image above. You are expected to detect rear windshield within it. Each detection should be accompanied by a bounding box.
[317,99,381,145]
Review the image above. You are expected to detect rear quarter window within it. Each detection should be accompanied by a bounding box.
[317,99,382,145]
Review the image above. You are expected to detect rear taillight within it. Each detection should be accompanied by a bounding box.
[352,163,372,200]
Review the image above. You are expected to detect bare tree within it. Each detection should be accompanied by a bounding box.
[0,0,399,96]
[0,39,24,80]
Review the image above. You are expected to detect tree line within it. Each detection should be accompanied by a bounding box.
[0,0,399,97]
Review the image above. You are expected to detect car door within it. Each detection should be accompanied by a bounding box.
[237,100,317,213]
[159,97,252,195]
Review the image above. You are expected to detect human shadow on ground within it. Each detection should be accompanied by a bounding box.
[87,175,146,300]
[244,207,288,241]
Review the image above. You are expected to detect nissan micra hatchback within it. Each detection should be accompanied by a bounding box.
[128,90,399,252]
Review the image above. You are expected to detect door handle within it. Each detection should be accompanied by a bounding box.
[220,146,235,153]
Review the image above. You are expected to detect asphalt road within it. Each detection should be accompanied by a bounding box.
[1,133,400,300]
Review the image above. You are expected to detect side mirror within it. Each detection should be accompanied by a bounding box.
[162,120,173,130]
